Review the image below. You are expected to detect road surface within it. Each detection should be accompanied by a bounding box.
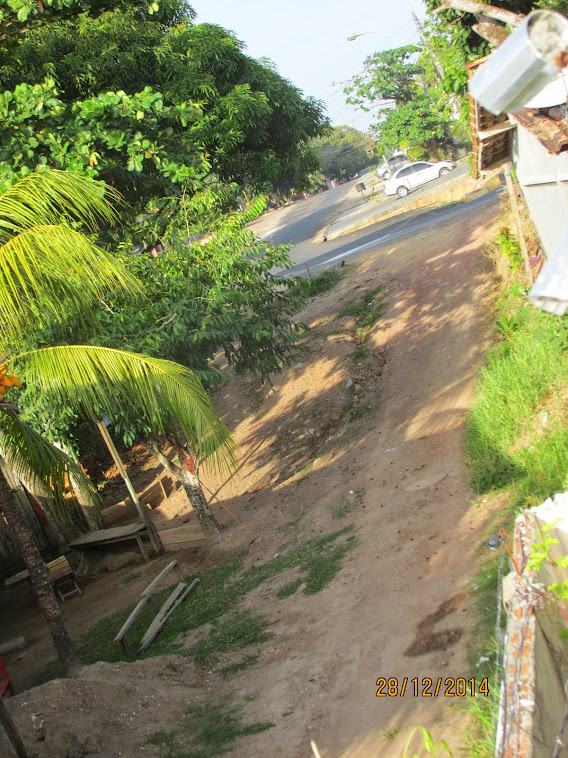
[281,189,501,277]
[250,162,470,249]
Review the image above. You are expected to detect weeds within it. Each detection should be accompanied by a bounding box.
[349,403,372,421]
[496,227,523,272]
[465,282,568,503]
[147,694,273,757]
[337,287,385,346]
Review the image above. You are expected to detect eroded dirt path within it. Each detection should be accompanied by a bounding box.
[0,198,501,758]
[221,199,501,757]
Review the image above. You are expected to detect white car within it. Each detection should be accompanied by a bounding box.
[384,160,457,198]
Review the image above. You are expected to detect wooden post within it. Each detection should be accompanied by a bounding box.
[504,163,532,280]
[95,421,164,556]
[0,693,30,758]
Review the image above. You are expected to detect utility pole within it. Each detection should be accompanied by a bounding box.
[412,12,446,83]
[412,12,462,122]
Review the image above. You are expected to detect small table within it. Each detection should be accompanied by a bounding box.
[69,523,153,561]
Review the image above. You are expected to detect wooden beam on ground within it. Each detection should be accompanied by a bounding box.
[139,578,199,652]
[113,596,151,655]
[141,560,184,598]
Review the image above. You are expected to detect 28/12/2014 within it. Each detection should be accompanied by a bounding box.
[375,677,489,697]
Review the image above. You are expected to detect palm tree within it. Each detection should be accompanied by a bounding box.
[0,169,236,674]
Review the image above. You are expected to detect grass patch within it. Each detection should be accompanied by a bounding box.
[276,577,303,598]
[294,457,320,479]
[78,526,358,668]
[337,287,385,346]
[332,501,357,519]
[465,279,568,505]
[306,266,348,295]
[349,403,372,421]
[147,694,274,758]
[219,651,260,675]
[188,611,272,668]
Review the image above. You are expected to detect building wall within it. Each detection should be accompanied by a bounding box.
[511,125,568,258]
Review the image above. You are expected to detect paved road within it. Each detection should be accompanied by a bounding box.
[250,162,470,249]
[282,189,501,277]
[249,178,365,247]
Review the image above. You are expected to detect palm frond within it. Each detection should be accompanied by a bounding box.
[0,169,119,244]
[0,406,99,515]
[0,224,142,338]
[19,345,237,474]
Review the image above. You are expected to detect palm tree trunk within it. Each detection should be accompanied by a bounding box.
[0,466,79,676]
[145,440,221,536]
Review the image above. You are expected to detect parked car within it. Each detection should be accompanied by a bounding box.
[384,160,457,198]
[376,153,408,179]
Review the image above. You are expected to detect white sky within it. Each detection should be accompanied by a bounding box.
[189,0,426,134]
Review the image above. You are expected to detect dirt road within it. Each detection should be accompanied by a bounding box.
[1,195,501,758]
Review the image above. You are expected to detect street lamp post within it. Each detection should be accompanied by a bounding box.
[346,30,422,48]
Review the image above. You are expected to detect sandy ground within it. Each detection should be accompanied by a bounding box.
[1,196,502,758]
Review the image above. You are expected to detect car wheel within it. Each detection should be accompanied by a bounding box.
[383,171,391,180]
[397,186,409,198]
[439,167,450,176]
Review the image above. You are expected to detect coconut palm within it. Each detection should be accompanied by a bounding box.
[0,169,236,674]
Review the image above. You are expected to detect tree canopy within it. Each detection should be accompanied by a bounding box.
[0,0,329,220]
[345,45,455,160]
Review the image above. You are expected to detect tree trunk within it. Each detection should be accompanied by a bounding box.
[0,466,79,676]
[145,440,221,536]
[0,696,30,758]
[181,471,221,537]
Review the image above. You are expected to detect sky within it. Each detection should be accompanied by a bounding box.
[189,0,426,134]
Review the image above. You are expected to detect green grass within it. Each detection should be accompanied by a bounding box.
[147,694,274,758]
[465,282,568,505]
[276,577,303,598]
[188,611,273,668]
[78,526,358,668]
[337,287,385,345]
[306,266,348,295]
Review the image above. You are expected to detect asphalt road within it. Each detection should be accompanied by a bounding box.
[281,189,502,277]
[250,162,470,249]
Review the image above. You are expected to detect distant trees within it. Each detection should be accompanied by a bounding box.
[312,126,374,181]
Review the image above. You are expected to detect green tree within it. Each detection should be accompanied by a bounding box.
[344,45,455,160]
[0,169,235,670]
[312,126,374,181]
[16,190,309,532]
[0,0,328,217]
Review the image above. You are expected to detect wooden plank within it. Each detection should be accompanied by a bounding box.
[139,579,199,652]
[5,568,29,587]
[69,522,146,547]
[158,525,205,543]
[101,501,140,527]
[141,560,180,597]
[139,582,186,651]
[114,596,151,643]
[0,637,26,655]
